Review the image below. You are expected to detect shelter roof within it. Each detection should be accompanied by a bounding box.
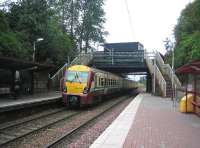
[0,56,55,71]
[176,60,200,74]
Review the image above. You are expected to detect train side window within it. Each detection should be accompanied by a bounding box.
[105,78,107,86]
[98,77,101,87]
[100,78,104,86]
[94,75,97,87]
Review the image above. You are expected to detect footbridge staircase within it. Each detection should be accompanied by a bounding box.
[145,51,181,97]
[50,48,181,98]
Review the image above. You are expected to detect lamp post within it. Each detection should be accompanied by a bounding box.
[33,38,44,62]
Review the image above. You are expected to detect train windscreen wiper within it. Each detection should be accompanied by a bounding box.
[76,72,82,83]
[69,72,82,83]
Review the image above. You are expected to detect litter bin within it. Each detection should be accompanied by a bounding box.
[179,94,193,113]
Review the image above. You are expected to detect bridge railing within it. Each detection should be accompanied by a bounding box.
[155,52,181,88]
[155,64,167,97]
[70,53,93,66]
[145,51,167,97]
[49,64,67,91]
[49,53,93,90]
[93,51,144,65]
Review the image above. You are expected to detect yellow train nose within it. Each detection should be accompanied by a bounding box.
[66,82,87,95]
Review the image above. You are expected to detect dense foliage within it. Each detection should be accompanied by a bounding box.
[166,0,200,68]
[0,0,106,65]
[51,0,107,53]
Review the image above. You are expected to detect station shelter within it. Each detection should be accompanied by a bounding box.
[176,60,200,116]
[0,56,54,97]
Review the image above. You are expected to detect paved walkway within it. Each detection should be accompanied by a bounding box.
[90,93,200,148]
[0,91,62,113]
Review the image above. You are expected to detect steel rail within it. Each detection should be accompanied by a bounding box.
[0,108,66,131]
[46,95,134,148]
[0,111,80,147]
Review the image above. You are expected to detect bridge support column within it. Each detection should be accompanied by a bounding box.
[146,71,152,93]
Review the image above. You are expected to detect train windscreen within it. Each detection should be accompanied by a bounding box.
[66,71,88,83]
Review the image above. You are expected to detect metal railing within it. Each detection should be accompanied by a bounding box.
[155,52,181,88]
[93,51,144,65]
[145,51,167,97]
[70,53,93,66]
[155,64,167,97]
[49,53,93,90]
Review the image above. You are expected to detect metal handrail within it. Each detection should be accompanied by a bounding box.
[70,53,93,66]
[93,51,144,64]
[155,64,167,97]
[155,52,181,88]
[145,51,167,97]
[50,64,66,80]
[49,53,93,90]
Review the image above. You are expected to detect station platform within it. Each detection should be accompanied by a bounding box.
[90,93,200,148]
[0,91,62,113]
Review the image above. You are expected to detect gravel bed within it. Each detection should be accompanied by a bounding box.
[55,96,134,148]
[0,102,63,124]
[0,110,78,146]
[3,95,129,148]
[0,107,65,130]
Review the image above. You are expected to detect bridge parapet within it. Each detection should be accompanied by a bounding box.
[145,51,167,97]
[155,52,181,88]
[50,53,93,90]
[70,53,93,66]
[93,51,144,67]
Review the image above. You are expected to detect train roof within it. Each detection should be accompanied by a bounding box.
[67,65,121,78]
[68,65,90,72]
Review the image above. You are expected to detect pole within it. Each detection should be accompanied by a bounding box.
[172,43,175,107]
[33,41,36,62]
[154,59,156,94]
[68,56,70,64]
[153,52,156,94]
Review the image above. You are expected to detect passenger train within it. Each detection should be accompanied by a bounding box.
[62,65,136,107]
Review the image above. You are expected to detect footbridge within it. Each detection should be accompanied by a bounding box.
[50,42,181,97]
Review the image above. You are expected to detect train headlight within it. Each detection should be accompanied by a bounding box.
[83,87,89,94]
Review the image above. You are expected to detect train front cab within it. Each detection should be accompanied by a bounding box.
[62,65,94,107]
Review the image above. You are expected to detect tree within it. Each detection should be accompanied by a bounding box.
[51,0,107,53]
[0,0,107,66]
[0,10,28,58]
[77,0,107,53]
[0,0,73,65]
[168,0,200,67]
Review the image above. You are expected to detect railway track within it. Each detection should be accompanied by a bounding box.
[0,94,135,148]
[46,95,134,148]
[0,109,79,147]
[0,108,66,130]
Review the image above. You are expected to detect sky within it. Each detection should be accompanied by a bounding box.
[0,0,192,54]
[104,0,192,54]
